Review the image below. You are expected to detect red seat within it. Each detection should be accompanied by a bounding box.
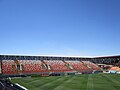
[44,60,71,72]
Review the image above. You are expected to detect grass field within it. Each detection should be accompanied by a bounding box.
[11,74,120,90]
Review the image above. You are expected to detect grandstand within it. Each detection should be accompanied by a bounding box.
[0,55,120,90]
[0,55,120,76]
[0,55,102,76]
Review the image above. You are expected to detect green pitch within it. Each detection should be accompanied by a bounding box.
[11,74,120,90]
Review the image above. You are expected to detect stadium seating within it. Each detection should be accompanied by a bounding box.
[43,60,72,72]
[2,60,16,74]
[82,61,101,71]
[19,60,48,74]
[2,60,48,75]
[2,59,101,75]
[65,60,93,73]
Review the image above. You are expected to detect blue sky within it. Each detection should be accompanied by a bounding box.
[0,0,120,57]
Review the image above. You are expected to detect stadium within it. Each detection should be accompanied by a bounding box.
[1,0,120,89]
[0,55,120,90]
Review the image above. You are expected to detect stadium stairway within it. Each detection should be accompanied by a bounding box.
[41,60,50,70]
[65,60,93,74]
[43,60,72,73]
[63,60,77,71]
[82,61,101,71]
